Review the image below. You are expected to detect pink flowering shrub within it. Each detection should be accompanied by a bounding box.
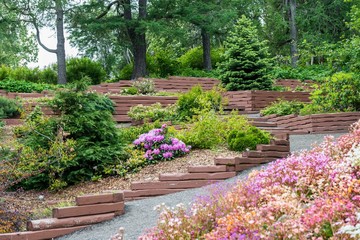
[133,124,191,163]
[140,121,360,239]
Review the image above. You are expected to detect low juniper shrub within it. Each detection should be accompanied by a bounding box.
[133,124,191,163]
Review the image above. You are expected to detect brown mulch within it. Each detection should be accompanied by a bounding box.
[0,147,240,231]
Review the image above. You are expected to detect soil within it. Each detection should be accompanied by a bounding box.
[0,147,240,232]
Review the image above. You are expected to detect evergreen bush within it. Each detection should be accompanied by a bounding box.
[66,57,107,85]
[218,16,273,90]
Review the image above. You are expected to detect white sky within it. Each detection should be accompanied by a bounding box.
[28,27,79,68]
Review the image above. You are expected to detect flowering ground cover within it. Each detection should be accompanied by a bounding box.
[140,121,360,239]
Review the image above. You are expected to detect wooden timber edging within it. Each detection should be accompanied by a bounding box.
[263,112,360,134]
[0,192,125,240]
[274,79,316,91]
[224,90,311,111]
[0,134,290,240]
[89,76,221,94]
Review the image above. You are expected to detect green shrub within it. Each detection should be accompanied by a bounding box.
[132,78,156,95]
[227,126,270,152]
[66,57,107,85]
[10,82,127,190]
[260,99,305,116]
[178,47,224,70]
[176,85,223,121]
[0,96,22,119]
[128,103,177,122]
[175,68,218,78]
[310,72,360,112]
[118,121,162,145]
[39,68,57,84]
[175,111,225,149]
[121,86,138,95]
[147,51,180,78]
[299,104,332,116]
[175,111,271,150]
[0,65,11,81]
[117,63,133,80]
[218,16,273,90]
[270,65,333,82]
[0,79,59,93]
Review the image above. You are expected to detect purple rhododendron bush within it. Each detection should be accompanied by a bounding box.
[140,121,360,239]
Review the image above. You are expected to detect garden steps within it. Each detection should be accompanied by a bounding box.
[0,192,126,240]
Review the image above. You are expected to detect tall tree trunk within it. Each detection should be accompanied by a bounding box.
[288,0,298,67]
[55,0,67,84]
[201,28,212,71]
[124,0,147,80]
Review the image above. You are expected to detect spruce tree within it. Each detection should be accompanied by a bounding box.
[218,15,273,90]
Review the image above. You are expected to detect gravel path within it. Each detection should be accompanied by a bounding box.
[58,132,346,240]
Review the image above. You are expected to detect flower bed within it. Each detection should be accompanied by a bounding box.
[140,121,360,239]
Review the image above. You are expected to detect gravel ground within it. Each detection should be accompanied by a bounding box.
[58,131,347,240]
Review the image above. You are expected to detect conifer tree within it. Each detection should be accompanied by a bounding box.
[218,16,273,90]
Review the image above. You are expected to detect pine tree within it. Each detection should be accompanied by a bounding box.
[218,16,273,90]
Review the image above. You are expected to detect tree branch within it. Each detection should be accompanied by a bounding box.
[33,20,57,53]
[96,1,119,19]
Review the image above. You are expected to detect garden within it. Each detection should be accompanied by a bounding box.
[1,1,360,239]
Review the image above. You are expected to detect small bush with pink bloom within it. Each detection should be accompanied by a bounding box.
[133,124,191,163]
[140,120,360,239]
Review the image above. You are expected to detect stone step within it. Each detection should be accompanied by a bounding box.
[76,192,124,206]
[187,165,227,173]
[131,180,220,190]
[27,213,115,231]
[53,202,124,219]
[159,172,236,181]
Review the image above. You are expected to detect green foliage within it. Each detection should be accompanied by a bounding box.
[178,47,224,70]
[260,99,305,116]
[148,50,180,78]
[120,86,138,95]
[0,65,57,84]
[128,103,177,122]
[118,121,162,145]
[218,16,273,90]
[299,104,331,116]
[0,79,59,93]
[132,79,156,95]
[176,85,223,121]
[270,65,333,82]
[175,111,271,150]
[309,72,360,112]
[66,57,107,85]
[0,96,22,119]
[117,63,133,80]
[175,111,224,149]
[227,126,270,152]
[8,83,127,190]
[0,65,11,81]
[175,68,218,78]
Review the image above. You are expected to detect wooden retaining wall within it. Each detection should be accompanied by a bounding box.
[90,76,221,94]
[224,90,311,111]
[109,96,178,122]
[274,79,315,91]
[263,112,360,133]
[0,192,125,240]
